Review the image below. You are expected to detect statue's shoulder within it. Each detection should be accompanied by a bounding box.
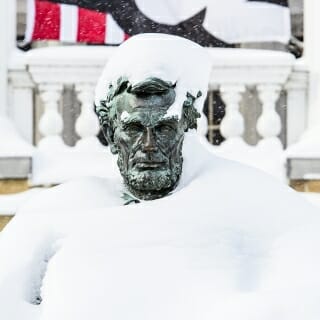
[18,177,123,215]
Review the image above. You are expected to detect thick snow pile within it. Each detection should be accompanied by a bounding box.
[301,192,320,208]
[95,34,212,118]
[0,116,33,157]
[31,144,119,186]
[0,189,41,215]
[286,127,320,159]
[202,137,286,181]
[0,133,320,320]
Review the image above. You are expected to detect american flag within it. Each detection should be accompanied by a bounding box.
[25,0,129,45]
[25,0,291,47]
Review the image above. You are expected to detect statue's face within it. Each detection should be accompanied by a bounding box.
[111,89,185,200]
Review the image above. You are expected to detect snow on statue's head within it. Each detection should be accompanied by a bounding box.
[95,34,211,201]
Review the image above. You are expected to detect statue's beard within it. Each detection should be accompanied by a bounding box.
[118,155,183,201]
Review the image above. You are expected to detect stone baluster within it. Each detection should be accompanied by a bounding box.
[256,84,282,143]
[75,84,101,149]
[219,85,245,141]
[38,84,64,149]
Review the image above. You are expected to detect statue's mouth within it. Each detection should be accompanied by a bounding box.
[134,161,166,170]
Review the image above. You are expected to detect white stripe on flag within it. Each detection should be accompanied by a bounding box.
[24,0,35,43]
[202,0,291,43]
[60,4,78,43]
[105,14,125,44]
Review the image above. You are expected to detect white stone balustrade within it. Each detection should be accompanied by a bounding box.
[7,46,304,151]
[22,46,115,149]
[207,48,295,147]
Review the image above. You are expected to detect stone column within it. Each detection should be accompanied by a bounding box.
[285,65,308,146]
[9,68,35,144]
[304,0,320,135]
[0,0,17,116]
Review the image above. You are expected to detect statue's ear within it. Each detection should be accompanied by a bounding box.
[182,91,202,132]
[95,101,118,154]
[102,124,118,154]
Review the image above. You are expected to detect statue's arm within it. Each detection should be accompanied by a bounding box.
[0,215,55,317]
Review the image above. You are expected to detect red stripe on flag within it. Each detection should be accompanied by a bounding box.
[124,34,131,41]
[77,8,106,44]
[32,1,60,40]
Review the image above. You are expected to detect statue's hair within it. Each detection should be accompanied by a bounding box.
[95,77,201,135]
[130,78,175,95]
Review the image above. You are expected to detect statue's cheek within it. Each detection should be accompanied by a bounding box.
[160,133,184,151]
[123,133,142,146]
[114,131,142,152]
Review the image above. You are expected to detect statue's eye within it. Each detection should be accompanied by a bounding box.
[124,123,144,134]
[155,124,176,135]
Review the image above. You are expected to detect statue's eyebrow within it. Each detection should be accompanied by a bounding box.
[120,115,142,125]
[159,115,179,123]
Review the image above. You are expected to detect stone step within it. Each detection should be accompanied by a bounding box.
[0,215,13,231]
[0,157,31,180]
[290,180,320,193]
[0,179,29,194]
[0,179,31,231]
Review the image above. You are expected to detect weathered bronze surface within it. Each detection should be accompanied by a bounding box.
[96,77,201,201]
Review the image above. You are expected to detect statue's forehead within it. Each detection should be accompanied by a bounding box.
[114,91,175,114]
[113,94,178,126]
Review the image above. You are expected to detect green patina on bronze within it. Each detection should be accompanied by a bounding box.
[95,77,202,201]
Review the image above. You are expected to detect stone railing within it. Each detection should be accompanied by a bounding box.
[9,47,115,150]
[206,49,307,147]
[8,46,308,174]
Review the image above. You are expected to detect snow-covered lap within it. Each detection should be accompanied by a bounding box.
[42,245,235,319]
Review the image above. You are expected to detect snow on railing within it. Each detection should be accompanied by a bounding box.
[206,48,305,146]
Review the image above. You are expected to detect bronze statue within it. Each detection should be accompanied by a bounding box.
[95,76,202,201]
[93,33,211,201]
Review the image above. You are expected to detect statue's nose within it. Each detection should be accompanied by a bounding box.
[143,127,157,152]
